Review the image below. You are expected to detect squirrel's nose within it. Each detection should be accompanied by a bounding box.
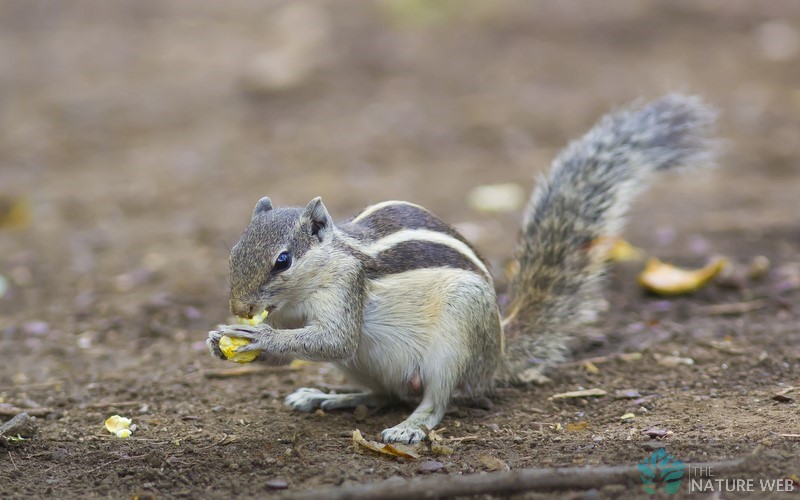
[230,301,257,319]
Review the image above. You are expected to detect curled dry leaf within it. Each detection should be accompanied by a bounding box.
[638,257,728,296]
[352,429,419,460]
[549,388,607,400]
[583,361,600,374]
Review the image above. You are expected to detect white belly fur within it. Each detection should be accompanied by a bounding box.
[339,267,499,399]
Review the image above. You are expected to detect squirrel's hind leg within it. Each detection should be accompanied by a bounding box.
[284,388,384,413]
[380,376,451,444]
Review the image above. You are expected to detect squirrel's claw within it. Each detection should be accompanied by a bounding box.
[213,323,271,353]
[206,330,227,360]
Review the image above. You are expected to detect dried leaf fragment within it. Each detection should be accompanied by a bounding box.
[0,196,31,230]
[638,257,728,295]
[550,388,607,400]
[566,421,590,432]
[352,429,419,460]
[479,454,510,471]
[583,361,600,374]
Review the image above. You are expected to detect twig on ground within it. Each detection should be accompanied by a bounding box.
[698,299,769,316]
[0,412,38,442]
[278,457,751,500]
[80,401,143,410]
[0,405,56,418]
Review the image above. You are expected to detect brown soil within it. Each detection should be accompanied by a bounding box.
[1,1,798,498]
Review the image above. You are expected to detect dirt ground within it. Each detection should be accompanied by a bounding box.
[1,1,799,498]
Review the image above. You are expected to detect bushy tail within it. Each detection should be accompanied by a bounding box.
[502,94,716,379]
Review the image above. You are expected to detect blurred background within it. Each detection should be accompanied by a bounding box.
[1,0,799,380]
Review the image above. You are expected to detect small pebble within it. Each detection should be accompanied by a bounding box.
[23,320,49,336]
[613,389,642,399]
[416,460,444,474]
[265,479,289,490]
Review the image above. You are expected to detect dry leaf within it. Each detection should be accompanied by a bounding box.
[0,197,31,230]
[479,455,510,471]
[430,444,454,456]
[638,257,728,295]
[549,388,607,400]
[352,429,419,460]
[566,421,590,432]
[583,361,600,374]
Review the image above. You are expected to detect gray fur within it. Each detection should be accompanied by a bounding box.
[501,94,716,378]
[208,94,716,443]
[252,196,273,221]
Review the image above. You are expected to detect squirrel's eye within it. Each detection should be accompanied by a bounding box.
[273,251,292,272]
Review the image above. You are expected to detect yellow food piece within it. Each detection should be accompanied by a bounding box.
[237,310,269,326]
[219,335,261,363]
[638,257,728,295]
[115,429,132,439]
[105,415,132,434]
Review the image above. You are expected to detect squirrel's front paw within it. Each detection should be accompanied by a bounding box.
[214,324,271,353]
[206,330,227,360]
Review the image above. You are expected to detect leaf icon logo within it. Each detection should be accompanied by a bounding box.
[638,448,686,494]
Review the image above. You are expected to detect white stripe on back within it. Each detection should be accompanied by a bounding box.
[351,200,429,223]
[363,229,490,277]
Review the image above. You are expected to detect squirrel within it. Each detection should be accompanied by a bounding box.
[207,94,716,444]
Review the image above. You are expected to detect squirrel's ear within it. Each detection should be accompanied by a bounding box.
[301,197,331,241]
[251,197,273,221]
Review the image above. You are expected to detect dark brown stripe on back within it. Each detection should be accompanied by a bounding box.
[365,240,487,280]
[343,203,489,267]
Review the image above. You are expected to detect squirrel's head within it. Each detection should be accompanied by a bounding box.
[228,196,334,318]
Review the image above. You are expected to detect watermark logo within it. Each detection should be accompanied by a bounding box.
[637,448,686,494]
